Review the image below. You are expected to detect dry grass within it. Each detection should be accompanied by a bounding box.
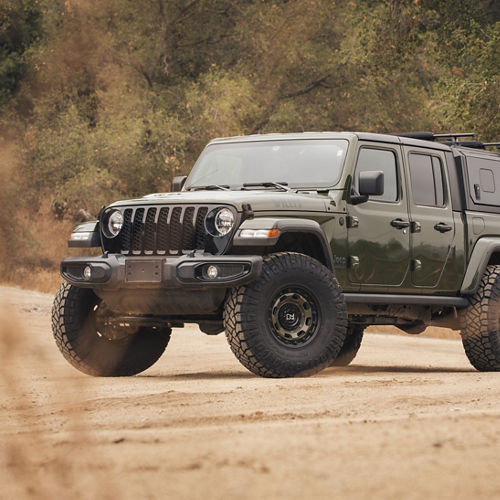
[3,268,62,294]
[0,200,90,293]
[0,136,74,294]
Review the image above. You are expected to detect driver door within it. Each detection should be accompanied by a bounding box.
[347,144,410,288]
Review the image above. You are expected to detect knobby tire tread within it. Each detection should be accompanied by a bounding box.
[329,325,364,367]
[461,265,500,371]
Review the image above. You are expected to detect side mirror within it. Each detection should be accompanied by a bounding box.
[359,170,384,196]
[171,175,187,192]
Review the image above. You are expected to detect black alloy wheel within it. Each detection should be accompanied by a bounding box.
[269,287,319,346]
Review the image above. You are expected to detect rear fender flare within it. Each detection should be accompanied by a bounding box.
[461,237,500,294]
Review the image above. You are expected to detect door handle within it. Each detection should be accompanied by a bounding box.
[434,222,453,233]
[410,221,421,233]
[346,215,359,228]
[391,219,410,229]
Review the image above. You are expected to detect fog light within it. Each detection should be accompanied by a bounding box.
[206,265,219,279]
[83,265,92,280]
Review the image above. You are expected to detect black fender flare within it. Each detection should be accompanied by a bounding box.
[68,221,101,248]
[461,237,500,295]
[232,217,334,271]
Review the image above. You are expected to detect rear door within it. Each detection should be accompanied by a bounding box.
[403,147,455,287]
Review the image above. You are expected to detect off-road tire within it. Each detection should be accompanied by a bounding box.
[329,325,364,367]
[223,252,348,378]
[460,265,500,371]
[52,282,171,376]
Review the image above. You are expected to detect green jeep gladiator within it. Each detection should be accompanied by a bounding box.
[52,131,500,378]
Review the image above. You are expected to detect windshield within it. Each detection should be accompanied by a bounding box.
[185,139,349,190]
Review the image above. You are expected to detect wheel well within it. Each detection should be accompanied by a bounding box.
[488,252,500,266]
[273,232,331,269]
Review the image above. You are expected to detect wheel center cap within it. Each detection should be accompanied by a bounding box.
[278,303,302,330]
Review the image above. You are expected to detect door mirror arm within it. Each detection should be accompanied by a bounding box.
[349,193,369,205]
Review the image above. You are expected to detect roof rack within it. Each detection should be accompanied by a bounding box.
[394,132,475,142]
[442,140,484,149]
[394,132,499,150]
[433,133,475,142]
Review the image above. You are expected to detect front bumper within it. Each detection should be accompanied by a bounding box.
[61,254,263,289]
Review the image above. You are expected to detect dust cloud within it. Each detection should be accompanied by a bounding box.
[0,289,123,499]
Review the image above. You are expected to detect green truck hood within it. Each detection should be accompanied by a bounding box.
[109,189,344,213]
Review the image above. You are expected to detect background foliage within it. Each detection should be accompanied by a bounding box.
[0,0,498,289]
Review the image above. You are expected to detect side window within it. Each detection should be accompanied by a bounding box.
[354,148,398,202]
[408,153,445,207]
[466,156,500,206]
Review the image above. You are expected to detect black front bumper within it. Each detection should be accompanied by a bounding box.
[61,254,263,289]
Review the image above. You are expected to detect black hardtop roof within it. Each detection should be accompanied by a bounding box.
[395,132,500,156]
[357,132,451,151]
[454,145,500,158]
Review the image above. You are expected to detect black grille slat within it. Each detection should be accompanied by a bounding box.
[156,207,170,254]
[104,204,217,256]
[131,208,145,254]
[169,207,183,254]
[143,208,157,253]
[182,207,196,250]
[194,207,208,249]
[120,209,133,253]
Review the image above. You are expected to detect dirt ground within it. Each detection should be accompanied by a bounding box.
[1,285,500,500]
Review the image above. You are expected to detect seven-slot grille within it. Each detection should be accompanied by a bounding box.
[104,205,211,255]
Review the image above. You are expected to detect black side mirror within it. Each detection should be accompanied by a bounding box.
[171,175,187,192]
[359,170,384,196]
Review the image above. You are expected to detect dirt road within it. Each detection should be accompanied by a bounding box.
[1,285,500,500]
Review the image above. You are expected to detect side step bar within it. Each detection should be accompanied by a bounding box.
[343,293,469,308]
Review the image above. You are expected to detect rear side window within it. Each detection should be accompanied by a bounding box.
[467,156,500,206]
[354,148,398,202]
[408,153,445,207]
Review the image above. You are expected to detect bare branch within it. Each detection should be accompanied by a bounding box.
[281,75,331,99]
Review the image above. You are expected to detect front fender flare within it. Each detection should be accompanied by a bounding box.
[68,221,101,248]
[232,217,334,271]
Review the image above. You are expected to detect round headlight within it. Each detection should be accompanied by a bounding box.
[107,210,123,237]
[214,208,234,236]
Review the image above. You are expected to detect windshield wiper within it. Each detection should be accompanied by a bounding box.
[242,182,291,192]
[189,184,230,191]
